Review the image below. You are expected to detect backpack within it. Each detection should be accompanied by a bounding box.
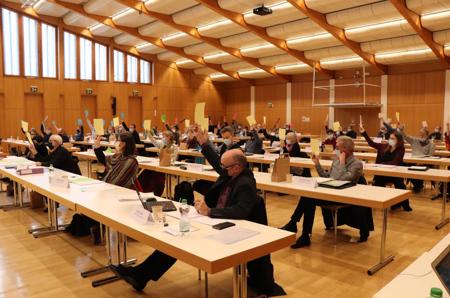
[174,181,194,206]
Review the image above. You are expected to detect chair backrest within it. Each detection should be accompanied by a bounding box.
[248,195,268,226]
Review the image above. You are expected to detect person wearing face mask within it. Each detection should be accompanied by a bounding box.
[281,136,368,247]
[428,126,442,141]
[398,123,435,193]
[376,125,389,139]
[244,125,263,154]
[217,126,240,156]
[322,129,337,149]
[94,132,139,188]
[122,122,142,145]
[110,129,286,297]
[29,134,81,175]
[360,123,411,211]
[281,132,311,177]
[345,124,357,139]
[74,125,84,142]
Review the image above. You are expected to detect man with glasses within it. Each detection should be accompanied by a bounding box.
[110,127,285,297]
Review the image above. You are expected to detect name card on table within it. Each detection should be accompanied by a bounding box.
[49,174,70,188]
[373,137,382,143]
[263,153,278,160]
[292,176,318,188]
[187,163,204,172]
[131,207,154,225]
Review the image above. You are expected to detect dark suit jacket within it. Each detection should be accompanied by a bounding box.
[201,141,263,223]
[283,143,311,177]
[34,145,81,175]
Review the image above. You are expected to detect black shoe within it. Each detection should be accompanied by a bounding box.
[109,264,147,292]
[291,235,310,249]
[280,221,297,233]
[402,205,413,212]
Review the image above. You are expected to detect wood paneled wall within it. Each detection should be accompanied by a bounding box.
[0,64,226,137]
[223,67,447,138]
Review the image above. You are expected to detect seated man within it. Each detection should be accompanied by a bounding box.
[28,134,81,175]
[111,129,284,297]
[281,136,363,248]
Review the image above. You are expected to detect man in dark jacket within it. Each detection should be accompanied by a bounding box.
[29,134,81,175]
[110,130,284,297]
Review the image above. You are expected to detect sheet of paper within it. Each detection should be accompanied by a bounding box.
[359,115,362,126]
[143,119,151,131]
[25,132,33,144]
[93,118,104,135]
[21,120,29,132]
[161,114,167,123]
[310,139,321,155]
[395,112,400,122]
[206,227,260,244]
[113,117,119,127]
[263,116,266,124]
[77,118,83,126]
[246,115,256,126]
[333,121,341,132]
[185,119,190,128]
[194,102,206,125]
[120,112,125,119]
[278,128,286,140]
[422,121,428,128]
[84,110,89,117]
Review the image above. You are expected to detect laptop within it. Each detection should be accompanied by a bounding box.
[133,185,177,213]
[431,245,450,295]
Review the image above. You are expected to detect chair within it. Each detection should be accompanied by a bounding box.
[321,204,349,244]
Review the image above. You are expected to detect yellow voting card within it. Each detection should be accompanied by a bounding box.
[263,116,266,124]
[93,119,104,135]
[246,115,256,126]
[333,121,341,131]
[199,117,209,130]
[194,102,206,125]
[185,119,190,128]
[143,120,151,131]
[113,117,119,127]
[279,128,286,140]
[311,139,321,155]
[395,112,400,122]
[25,132,33,144]
[21,120,29,132]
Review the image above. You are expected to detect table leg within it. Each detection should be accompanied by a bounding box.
[82,227,136,287]
[2,182,29,211]
[435,183,449,230]
[31,199,68,237]
[368,208,394,275]
[232,263,247,298]
[87,160,92,178]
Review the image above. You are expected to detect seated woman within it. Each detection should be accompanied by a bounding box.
[94,132,139,189]
[139,131,177,196]
[360,123,412,211]
[282,132,311,177]
[29,134,81,175]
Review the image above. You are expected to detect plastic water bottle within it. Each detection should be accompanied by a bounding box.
[49,164,54,183]
[179,199,190,235]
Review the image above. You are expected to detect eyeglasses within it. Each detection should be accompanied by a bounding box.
[221,163,239,170]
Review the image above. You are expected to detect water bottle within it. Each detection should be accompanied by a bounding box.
[49,164,54,183]
[179,199,190,235]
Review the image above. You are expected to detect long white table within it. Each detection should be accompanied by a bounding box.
[0,156,294,298]
[374,233,450,298]
[73,151,412,275]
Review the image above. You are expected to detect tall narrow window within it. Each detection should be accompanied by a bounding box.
[95,43,107,81]
[113,50,124,82]
[127,55,138,83]
[80,37,92,80]
[23,16,39,76]
[2,8,20,75]
[64,31,77,79]
[41,23,56,78]
[140,60,151,84]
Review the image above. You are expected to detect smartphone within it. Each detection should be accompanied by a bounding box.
[212,222,236,230]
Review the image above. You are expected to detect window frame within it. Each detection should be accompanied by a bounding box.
[1,7,21,77]
[94,41,108,82]
[41,22,58,79]
[22,15,40,78]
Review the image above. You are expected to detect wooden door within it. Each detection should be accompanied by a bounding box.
[81,95,97,119]
[25,94,44,131]
[128,96,142,128]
